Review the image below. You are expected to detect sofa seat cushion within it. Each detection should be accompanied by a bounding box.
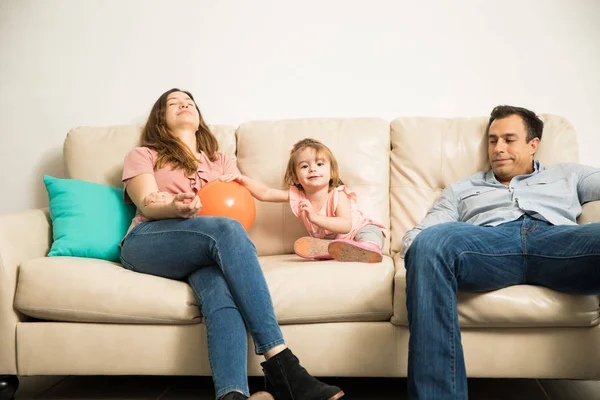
[260,254,394,324]
[15,254,395,325]
[15,257,201,324]
[392,254,600,328]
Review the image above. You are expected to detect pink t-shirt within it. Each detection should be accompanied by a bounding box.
[289,185,387,240]
[122,147,240,235]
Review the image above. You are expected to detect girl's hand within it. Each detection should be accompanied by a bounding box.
[299,199,316,222]
[171,192,202,219]
[219,174,247,185]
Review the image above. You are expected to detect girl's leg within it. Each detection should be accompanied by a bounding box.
[353,224,385,248]
[328,225,384,263]
[293,236,334,260]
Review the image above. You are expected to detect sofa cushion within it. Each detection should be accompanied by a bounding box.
[63,124,237,188]
[260,254,394,324]
[392,254,600,328]
[235,118,390,256]
[44,175,136,262]
[15,257,201,324]
[389,114,579,256]
[15,255,394,325]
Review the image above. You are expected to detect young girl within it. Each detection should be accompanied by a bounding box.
[223,138,386,263]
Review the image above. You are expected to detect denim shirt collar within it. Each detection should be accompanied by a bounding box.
[484,160,543,185]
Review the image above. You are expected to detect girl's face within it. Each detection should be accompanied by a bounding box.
[294,147,331,192]
[164,91,200,131]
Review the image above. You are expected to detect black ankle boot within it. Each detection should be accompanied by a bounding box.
[221,392,248,400]
[221,391,274,400]
[261,348,344,400]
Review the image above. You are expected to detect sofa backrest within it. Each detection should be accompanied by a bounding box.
[63,125,237,187]
[236,118,390,256]
[389,114,579,256]
[62,114,578,258]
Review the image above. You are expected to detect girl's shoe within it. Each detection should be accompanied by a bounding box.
[221,391,274,400]
[327,239,383,263]
[293,237,333,260]
[261,348,344,400]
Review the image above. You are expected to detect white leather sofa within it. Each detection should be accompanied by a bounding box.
[1,115,599,397]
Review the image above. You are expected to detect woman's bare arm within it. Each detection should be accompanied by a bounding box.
[126,174,200,219]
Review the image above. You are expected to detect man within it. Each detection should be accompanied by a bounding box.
[401,105,600,399]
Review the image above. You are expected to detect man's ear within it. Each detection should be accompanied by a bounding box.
[529,137,540,155]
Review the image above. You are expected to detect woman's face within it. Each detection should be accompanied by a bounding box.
[164,91,200,131]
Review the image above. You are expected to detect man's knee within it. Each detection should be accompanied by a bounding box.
[408,223,467,256]
[404,223,474,280]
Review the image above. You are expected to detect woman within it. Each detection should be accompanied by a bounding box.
[119,88,344,400]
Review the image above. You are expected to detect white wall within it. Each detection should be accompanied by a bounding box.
[1,0,599,213]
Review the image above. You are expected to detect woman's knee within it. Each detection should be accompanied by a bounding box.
[187,216,247,238]
[211,216,246,234]
[197,217,258,256]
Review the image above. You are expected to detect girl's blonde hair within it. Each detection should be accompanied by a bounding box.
[141,88,219,175]
[284,138,344,192]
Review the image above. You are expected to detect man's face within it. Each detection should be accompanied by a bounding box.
[488,114,539,185]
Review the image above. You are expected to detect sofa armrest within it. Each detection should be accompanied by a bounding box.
[577,201,600,224]
[0,208,52,373]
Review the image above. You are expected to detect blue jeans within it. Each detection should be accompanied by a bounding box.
[404,216,600,400]
[120,216,285,399]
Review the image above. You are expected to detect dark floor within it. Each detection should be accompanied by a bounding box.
[11,375,600,399]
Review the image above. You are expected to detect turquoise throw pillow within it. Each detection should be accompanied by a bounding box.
[44,175,136,262]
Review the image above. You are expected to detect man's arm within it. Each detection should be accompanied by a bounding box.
[400,186,460,258]
[575,164,600,204]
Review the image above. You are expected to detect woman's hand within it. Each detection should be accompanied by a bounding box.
[170,192,202,219]
[219,174,247,185]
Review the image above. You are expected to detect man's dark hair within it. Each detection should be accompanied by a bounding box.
[486,105,544,142]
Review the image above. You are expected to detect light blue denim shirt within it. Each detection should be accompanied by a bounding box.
[401,161,600,257]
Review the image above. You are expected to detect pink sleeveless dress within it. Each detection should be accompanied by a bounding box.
[289,185,387,240]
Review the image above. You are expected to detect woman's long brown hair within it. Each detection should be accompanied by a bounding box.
[141,88,219,175]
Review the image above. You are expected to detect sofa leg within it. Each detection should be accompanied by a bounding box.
[0,375,19,400]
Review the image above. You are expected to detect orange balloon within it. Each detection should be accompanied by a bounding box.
[197,180,256,232]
